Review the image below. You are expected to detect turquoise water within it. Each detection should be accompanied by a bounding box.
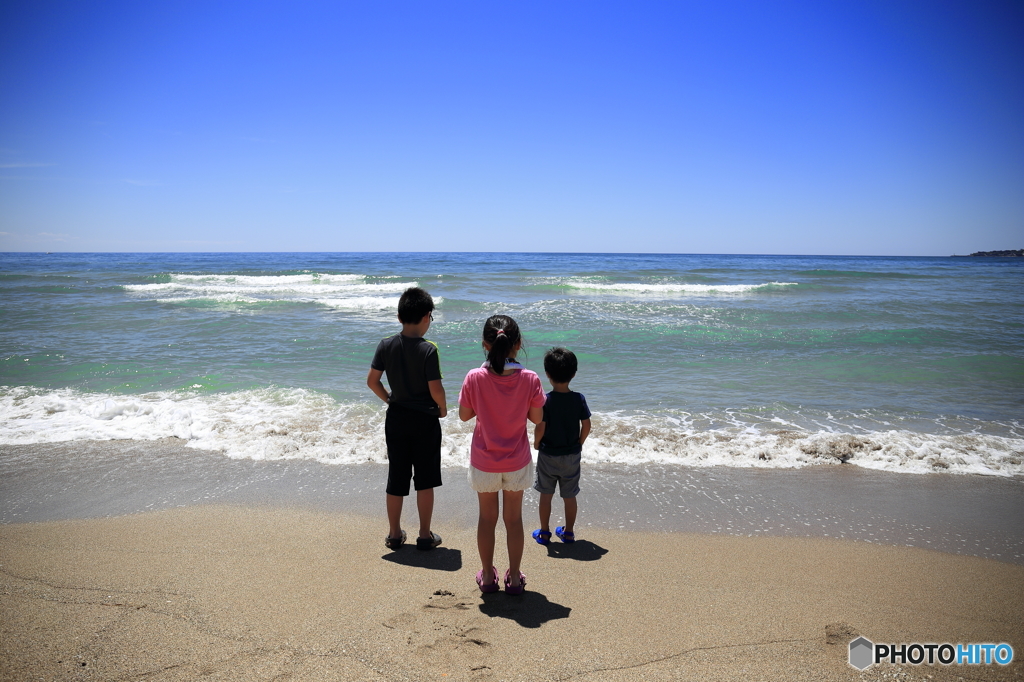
[2,252,1022,475]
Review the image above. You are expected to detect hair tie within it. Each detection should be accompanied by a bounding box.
[495,329,506,337]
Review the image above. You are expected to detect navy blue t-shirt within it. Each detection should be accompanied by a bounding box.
[538,390,591,456]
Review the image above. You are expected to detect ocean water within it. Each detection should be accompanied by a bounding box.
[1,252,1022,477]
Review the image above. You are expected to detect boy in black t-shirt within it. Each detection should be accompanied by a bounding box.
[367,287,447,551]
[532,347,591,545]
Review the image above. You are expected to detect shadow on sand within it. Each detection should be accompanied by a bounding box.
[381,546,463,572]
[543,539,608,561]
[478,590,571,628]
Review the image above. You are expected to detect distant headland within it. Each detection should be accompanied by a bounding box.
[952,249,1023,257]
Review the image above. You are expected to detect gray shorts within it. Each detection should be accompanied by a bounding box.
[533,452,581,498]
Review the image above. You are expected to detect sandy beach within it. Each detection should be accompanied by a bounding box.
[2,501,1023,682]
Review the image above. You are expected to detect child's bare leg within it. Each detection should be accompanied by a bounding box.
[563,496,578,533]
[386,493,404,539]
[502,489,525,587]
[477,492,500,585]
[416,487,434,539]
[538,493,554,532]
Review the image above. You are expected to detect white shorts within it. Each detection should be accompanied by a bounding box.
[468,461,534,493]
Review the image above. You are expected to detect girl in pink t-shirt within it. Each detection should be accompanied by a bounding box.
[459,314,545,595]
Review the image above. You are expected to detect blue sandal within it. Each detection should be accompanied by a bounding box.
[532,529,552,545]
[555,526,575,543]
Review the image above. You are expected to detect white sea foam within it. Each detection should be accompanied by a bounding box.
[560,279,799,294]
[2,387,1021,477]
[316,296,412,311]
[585,412,1024,477]
[123,273,418,310]
[0,386,397,464]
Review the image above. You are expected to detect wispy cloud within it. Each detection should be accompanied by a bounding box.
[0,162,54,169]
[0,231,12,237]
[124,179,162,187]
[38,232,69,242]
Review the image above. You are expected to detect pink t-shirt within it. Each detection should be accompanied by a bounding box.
[459,364,547,473]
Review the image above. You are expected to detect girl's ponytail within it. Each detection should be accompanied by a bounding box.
[488,332,512,374]
[482,314,521,374]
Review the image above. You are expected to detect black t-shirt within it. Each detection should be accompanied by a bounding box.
[538,390,591,456]
[371,334,443,416]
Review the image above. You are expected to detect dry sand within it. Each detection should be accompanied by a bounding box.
[2,505,1022,682]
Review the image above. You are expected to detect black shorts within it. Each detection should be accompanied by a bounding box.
[384,403,442,496]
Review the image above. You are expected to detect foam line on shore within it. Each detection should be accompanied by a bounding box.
[2,386,1022,476]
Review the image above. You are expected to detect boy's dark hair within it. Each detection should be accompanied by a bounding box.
[397,287,434,323]
[544,347,577,384]
[483,314,521,375]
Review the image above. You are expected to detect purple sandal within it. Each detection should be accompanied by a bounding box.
[476,566,499,593]
[504,568,527,595]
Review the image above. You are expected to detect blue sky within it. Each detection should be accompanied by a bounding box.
[1,1,1021,255]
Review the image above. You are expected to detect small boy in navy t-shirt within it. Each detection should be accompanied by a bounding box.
[532,347,591,544]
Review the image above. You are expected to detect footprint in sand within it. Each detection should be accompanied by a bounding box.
[379,589,494,674]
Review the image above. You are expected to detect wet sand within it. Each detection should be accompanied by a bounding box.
[3,440,1023,563]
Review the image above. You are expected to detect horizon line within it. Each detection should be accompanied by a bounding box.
[2,250,1018,259]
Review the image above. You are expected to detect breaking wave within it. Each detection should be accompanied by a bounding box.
[2,386,1020,477]
[123,273,427,311]
[559,279,798,294]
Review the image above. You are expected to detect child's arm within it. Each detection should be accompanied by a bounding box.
[533,421,546,449]
[459,403,475,421]
[527,405,543,425]
[428,379,447,418]
[366,368,390,404]
[579,418,591,445]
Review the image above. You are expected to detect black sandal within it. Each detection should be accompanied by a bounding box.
[416,531,442,551]
[385,530,406,550]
